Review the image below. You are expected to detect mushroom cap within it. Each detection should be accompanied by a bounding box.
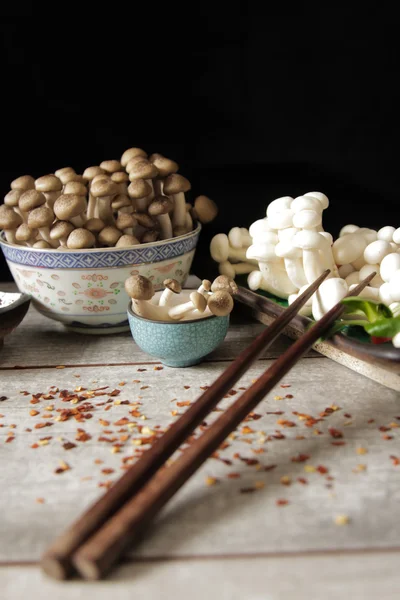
[380,253,400,283]
[115,213,136,230]
[27,206,54,229]
[98,226,122,246]
[291,195,323,214]
[54,194,86,220]
[193,195,218,224]
[275,241,302,259]
[128,179,152,199]
[90,178,119,197]
[33,240,51,249]
[15,223,37,242]
[125,155,150,172]
[125,275,154,300]
[63,181,87,196]
[85,218,105,233]
[377,225,396,243]
[211,275,238,295]
[115,234,140,247]
[54,167,75,178]
[266,196,293,218]
[201,279,212,291]
[59,171,85,185]
[363,240,392,265]
[121,147,148,167]
[91,174,111,186]
[141,229,159,243]
[190,291,207,312]
[210,233,229,262]
[35,174,63,193]
[100,160,122,174]
[11,175,35,191]
[135,213,157,228]
[67,228,96,249]
[111,171,129,184]
[249,218,275,239]
[4,189,22,207]
[0,204,23,229]
[332,233,367,265]
[292,230,327,250]
[292,209,321,230]
[246,243,280,262]
[207,290,234,316]
[148,195,174,216]
[128,160,159,181]
[163,278,182,294]
[19,189,46,212]
[111,194,132,210]
[268,208,294,230]
[304,191,329,210]
[163,173,191,194]
[82,166,105,181]
[50,221,75,241]
[149,154,179,176]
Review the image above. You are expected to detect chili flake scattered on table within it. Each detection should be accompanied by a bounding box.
[276,499,289,506]
[205,476,219,486]
[334,515,350,526]
[356,447,368,455]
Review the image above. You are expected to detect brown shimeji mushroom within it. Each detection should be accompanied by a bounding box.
[148,195,174,240]
[197,279,212,297]
[127,179,152,213]
[67,228,96,249]
[16,223,38,246]
[163,173,191,229]
[112,194,133,215]
[18,189,46,223]
[33,240,52,249]
[159,278,182,306]
[4,189,24,221]
[115,212,137,235]
[63,181,87,197]
[111,171,130,196]
[54,194,87,227]
[90,179,119,224]
[125,154,151,173]
[207,290,234,317]
[100,160,122,175]
[0,204,22,243]
[35,175,63,210]
[149,153,179,195]
[85,218,105,234]
[134,213,157,230]
[141,229,159,243]
[11,175,35,191]
[27,206,55,245]
[50,221,75,247]
[58,169,85,188]
[125,275,167,320]
[82,166,105,183]
[121,147,147,168]
[127,160,159,205]
[98,226,122,247]
[115,234,140,247]
[211,275,238,296]
[193,195,218,224]
[168,291,207,320]
[173,225,190,237]
[185,203,194,231]
[54,167,75,179]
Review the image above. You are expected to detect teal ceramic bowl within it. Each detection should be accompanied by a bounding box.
[127,297,230,367]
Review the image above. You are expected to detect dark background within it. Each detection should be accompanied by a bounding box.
[1,3,399,280]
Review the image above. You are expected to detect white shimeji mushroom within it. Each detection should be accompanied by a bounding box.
[125,275,171,321]
[393,228,400,245]
[377,226,396,242]
[363,240,392,265]
[228,227,252,248]
[332,233,367,265]
[219,261,254,278]
[388,270,400,302]
[266,196,293,217]
[349,284,380,301]
[256,262,297,298]
[357,228,378,244]
[277,227,298,243]
[379,282,394,306]
[168,291,207,320]
[291,195,323,214]
[267,208,294,230]
[210,233,255,264]
[292,209,322,230]
[288,284,314,316]
[358,264,384,288]
[345,271,360,287]
[339,224,360,237]
[292,230,332,284]
[338,264,355,279]
[380,253,400,283]
[249,218,275,240]
[275,240,307,289]
[303,191,329,210]
[312,278,348,320]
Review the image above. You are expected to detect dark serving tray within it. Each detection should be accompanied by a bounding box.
[236,285,400,392]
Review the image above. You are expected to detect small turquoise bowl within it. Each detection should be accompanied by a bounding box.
[127,302,230,368]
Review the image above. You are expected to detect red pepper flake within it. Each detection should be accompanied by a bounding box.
[137,368,147,372]
[297,477,308,485]
[344,413,352,418]
[379,425,390,432]
[101,468,115,475]
[30,398,40,405]
[227,389,238,396]
[276,499,289,506]
[240,487,256,493]
[104,405,112,412]
[390,455,400,466]
[99,419,110,427]
[200,386,209,390]
[331,440,346,446]
[54,461,70,474]
[183,385,190,389]
[30,410,40,416]
[285,394,293,399]
[239,456,259,466]
[75,428,91,442]
[114,417,130,426]
[34,422,53,429]
[252,448,265,454]
[272,431,285,440]
[177,401,191,407]
[98,435,117,443]
[276,419,296,428]
[263,464,277,471]
[0,396,8,402]
[328,428,343,439]
[227,473,241,479]
[98,480,114,489]
[36,497,45,504]
[5,436,14,443]
[280,384,291,388]
[317,465,329,474]
[382,434,393,440]
[154,366,164,371]
[291,453,310,463]
[241,426,255,435]
[267,411,284,415]
[55,365,65,369]
[244,412,262,421]
[63,441,76,450]
[109,389,121,397]
[94,459,104,465]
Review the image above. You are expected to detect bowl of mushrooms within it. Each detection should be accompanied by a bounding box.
[0,148,218,334]
[125,275,235,367]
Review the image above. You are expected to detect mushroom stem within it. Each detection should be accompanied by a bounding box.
[302,249,325,284]
[3,230,16,244]
[87,193,97,220]
[257,262,298,298]
[131,300,171,321]
[219,261,254,279]
[171,192,186,228]
[157,213,173,240]
[95,196,115,225]
[283,257,307,289]
[168,292,207,320]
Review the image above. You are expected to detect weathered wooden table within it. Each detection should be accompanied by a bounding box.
[1,278,399,599]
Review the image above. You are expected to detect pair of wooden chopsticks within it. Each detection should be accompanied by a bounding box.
[42,269,375,580]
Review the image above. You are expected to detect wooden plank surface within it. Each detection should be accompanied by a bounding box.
[1,361,399,563]
[2,551,400,600]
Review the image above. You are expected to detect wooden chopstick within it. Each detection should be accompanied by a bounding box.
[41,269,330,580]
[71,272,375,580]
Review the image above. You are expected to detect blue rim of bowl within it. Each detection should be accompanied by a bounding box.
[127,289,221,326]
[0,223,201,269]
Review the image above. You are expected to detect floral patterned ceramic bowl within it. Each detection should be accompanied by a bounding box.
[0,224,201,334]
[127,290,230,367]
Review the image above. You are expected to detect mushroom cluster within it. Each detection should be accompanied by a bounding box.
[0,149,219,250]
[209,193,400,344]
[125,275,236,322]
